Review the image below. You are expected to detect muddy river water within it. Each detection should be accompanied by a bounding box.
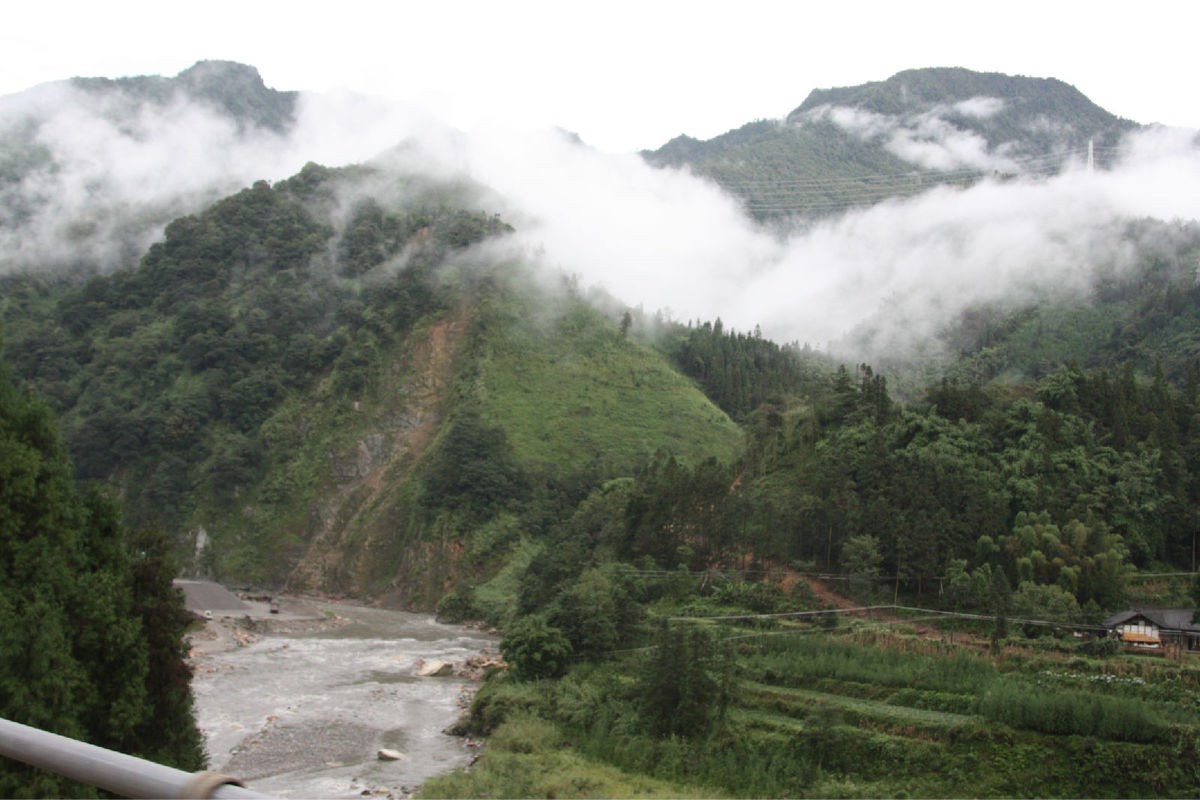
[190,600,497,798]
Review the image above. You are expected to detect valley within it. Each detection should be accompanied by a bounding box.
[3,60,1200,797]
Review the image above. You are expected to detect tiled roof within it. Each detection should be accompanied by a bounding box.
[1102,607,1200,632]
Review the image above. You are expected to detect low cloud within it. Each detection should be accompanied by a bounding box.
[3,74,1199,372]
[0,82,436,272]
[953,97,1005,119]
[445,122,1200,367]
[803,98,1023,173]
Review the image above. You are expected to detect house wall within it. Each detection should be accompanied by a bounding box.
[1119,618,1161,647]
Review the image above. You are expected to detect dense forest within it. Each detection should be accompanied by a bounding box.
[1,163,511,556]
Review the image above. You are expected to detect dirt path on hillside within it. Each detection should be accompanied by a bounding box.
[793,574,1052,656]
[798,575,864,610]
[791,574,962,641]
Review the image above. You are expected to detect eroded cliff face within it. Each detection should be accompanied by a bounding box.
[286,304,471,604]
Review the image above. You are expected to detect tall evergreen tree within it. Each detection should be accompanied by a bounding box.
[0,357,204,795]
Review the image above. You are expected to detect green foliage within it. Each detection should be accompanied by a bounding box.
[709,579,809,615]
[548,564,646,660]
[977,678,1168,742]
[463,674,555,735]
[1010,581,1082,631]
[671,319,829,421]
[419,713,710,799]
[622,454,742,568]
[470,286,742,477]
[0,361,203,795]
[636,621,731,738]
[646,67,1135,224]
[645,116,927,222]
[0,161,523,587]
[842,534,882,594]
[435,584,479,624]
[751,634,996,696]
[421,406,529,521]
[727,344,1200,608]
[500,614,574,681]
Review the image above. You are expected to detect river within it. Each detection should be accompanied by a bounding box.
[190,599,497,799]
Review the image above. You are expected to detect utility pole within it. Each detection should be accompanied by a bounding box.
[1087,139,1095,172]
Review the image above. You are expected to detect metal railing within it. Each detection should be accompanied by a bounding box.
[0,717,269,798]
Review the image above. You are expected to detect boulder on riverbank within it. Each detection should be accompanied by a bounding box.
[417,659,453,677]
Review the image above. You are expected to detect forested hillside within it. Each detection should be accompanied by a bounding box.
[0,159,743,601]
[0,359,203,795]
[939,219,1200,383]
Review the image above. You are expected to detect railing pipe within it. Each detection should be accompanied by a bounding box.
[0,717,269,798]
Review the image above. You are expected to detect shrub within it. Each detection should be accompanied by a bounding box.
[488,712,565,754]
[435,585,479,623]
[467,676,552,735]
[1080,636,1120,658]
[500,614,573,680]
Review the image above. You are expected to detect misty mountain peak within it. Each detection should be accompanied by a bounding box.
[644,66,1142,222]
[175,60,296,132]
[177,59,268,86]
[789,67,1084,118]
[67,59,298,135]
[786,66,1135,154]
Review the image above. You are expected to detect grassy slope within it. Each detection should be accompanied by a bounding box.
[473,285,743,475]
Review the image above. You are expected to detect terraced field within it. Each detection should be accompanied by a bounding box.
[710,624,1200,797]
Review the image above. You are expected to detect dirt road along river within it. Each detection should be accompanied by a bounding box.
[188,597,497,799]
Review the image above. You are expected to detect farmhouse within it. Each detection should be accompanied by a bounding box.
[1101,607,1200,652]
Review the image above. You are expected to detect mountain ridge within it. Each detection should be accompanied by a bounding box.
[60,59,298,133]
[644,66,1141,220]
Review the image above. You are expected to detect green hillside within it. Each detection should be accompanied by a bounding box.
[790,67,1134,152]
[472,286,741,473]
[0,160,745,602]
[939,219,1200,384]
[644,67,1139,221]
[68,60,298,134]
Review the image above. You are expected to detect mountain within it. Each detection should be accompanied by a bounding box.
[0,61,301,273]
[8,62,1200,797]
[2,60,1196,603]
[0,160,744,602]
[644,67,1139,221]
[68,60,298,134]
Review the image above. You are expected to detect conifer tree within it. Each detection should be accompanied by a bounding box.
[0,358,204,795]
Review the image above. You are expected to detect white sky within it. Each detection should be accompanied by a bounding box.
[3,0,1198,153]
